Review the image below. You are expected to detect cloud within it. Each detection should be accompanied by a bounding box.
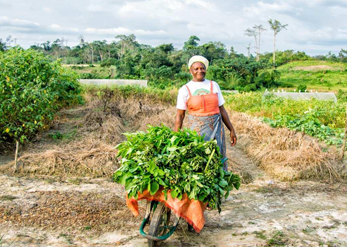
[185,0,216,10]
[1,0,347,55]
[85,27,166,37]
[87,4,106,12]
[0,16,40,28]
[0,16,79,35]
[43,7,51,13]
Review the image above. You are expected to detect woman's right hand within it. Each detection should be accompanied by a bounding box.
[230,129,237,146]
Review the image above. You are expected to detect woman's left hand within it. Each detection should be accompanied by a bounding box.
[230,129,237,146]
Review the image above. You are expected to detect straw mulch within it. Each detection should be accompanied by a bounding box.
[0,138,118,177]
[229,112,340,181]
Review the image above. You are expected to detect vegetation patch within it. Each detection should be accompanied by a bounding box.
[0,47,82,147]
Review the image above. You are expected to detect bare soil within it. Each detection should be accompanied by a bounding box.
[291,65,343,71]
[1,99,347,247]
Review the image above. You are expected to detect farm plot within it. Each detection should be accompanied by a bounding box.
[0,90,347,246]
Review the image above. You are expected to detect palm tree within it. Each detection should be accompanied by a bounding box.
[268,19,288,66]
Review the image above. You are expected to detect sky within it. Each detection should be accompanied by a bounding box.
[1,0,347,56]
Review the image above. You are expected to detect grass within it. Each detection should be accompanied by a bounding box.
[47,129,78,141]
[277,60,347,92]
[266,231,288,246]
[70,64,116,79]
[253,231,267,240]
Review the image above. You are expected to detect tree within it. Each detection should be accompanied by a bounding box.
[183,35,200,57]
[51,38,63,59]
[268,19,288,66]
[0,36,14,51]
[254,25,266,61]
[0,39,6,51]
[199,41,227,62]
[245,28,257,59]
[115,34,138,60]
[339,49,347,63]
[245,25,266,62]
[183,35,200,50]
[157,43,174,54]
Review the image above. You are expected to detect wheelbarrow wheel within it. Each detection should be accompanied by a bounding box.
[147,202,171,247]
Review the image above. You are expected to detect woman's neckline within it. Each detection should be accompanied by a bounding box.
[192,79,206,82]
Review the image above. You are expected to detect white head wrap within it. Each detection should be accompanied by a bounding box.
[188,55,209,70]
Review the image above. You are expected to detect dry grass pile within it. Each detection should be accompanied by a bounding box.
[83,110,124,144]
[230,112,340,181]
[117,99,177,131]
[0,138,118,177]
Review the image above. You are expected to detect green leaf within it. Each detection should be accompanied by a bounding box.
[120,172,132,185]
[198,193,207,201]
[170,190,178,198]
[163,190,168,201]
[157,177,166,186]
[149,182,159,195]
[177,192,183,200]
[167,147,177,152]
[125,180,135,192]
[219,180,228,188]
[184,183,191,192]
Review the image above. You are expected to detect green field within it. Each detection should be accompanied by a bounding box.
[277,60,347,92]
[64,64,117,79]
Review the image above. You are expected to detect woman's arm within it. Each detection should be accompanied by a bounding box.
[174,109,186,131]
[219,105,237,146]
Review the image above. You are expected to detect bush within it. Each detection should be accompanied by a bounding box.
[254,70,281,89]
[0,47,82,144]
[174,72,191,82]
[296,84,307,92]
[207,57,270,90]
[80,72,99,79]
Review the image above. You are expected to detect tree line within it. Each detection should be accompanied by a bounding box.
[1,18,347,91]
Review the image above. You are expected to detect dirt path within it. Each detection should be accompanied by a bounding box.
[1,101,347,246]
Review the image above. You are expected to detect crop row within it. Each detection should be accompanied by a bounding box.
[224,92,346,146]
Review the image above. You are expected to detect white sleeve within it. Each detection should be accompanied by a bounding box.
[214,81,225,106]
[176,86,189,110]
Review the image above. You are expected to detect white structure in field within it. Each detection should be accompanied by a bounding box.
[79,79,147,87]
[263,92,337,102]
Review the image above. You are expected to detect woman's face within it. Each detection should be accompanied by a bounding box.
[190,62,206,82]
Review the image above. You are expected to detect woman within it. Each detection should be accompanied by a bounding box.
[175,55,237,171]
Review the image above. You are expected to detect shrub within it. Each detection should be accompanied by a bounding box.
[296,84,307,92]
[254,70,281,89]
[0,47,82,144]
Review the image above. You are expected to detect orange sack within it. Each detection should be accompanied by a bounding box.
[126,188,207,233]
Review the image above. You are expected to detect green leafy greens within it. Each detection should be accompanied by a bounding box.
[113,125,240,212]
